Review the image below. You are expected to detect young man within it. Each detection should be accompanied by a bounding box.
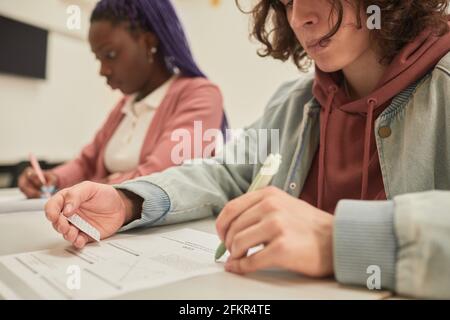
[45,0,450,299]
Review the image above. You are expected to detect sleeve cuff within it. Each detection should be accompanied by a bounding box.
[114,180,171,231]
[333,200,397,291]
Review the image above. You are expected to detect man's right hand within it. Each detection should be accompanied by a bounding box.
[44,181,142,249]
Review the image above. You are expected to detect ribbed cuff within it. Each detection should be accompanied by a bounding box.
[114,180,171,231]
[334,200,397,291]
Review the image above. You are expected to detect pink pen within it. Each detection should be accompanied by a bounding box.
[29,153,47,185]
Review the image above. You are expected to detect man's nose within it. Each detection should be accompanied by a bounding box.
[289,1,320,29]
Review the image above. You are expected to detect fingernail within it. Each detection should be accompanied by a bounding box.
[63,203,73,215]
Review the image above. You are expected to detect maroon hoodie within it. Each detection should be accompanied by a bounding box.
[300,23,450,213]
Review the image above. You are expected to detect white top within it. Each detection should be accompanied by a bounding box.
[104,76,176,174]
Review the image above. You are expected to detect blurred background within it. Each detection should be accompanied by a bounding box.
[0,0,301,188]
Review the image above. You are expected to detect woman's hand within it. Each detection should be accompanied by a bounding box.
[216,186,334,277]
[18,167,59,198]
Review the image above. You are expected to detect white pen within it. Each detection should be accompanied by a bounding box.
[214,153,282,260]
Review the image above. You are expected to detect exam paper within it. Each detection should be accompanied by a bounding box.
[0,228,223,300]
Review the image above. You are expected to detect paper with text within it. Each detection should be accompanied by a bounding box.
[0,228,223,299]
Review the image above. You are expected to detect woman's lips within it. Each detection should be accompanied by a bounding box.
[107,79,119,90]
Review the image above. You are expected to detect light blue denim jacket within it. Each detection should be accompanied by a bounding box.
[117,52,450,299]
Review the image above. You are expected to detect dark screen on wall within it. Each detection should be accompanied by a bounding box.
[0,15,48,79]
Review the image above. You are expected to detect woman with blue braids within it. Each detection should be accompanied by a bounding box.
[19,0,227,198]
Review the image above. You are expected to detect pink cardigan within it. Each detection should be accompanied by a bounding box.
[52,77,224,188]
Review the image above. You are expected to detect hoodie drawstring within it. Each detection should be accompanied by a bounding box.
[361,98,378,200]
[317,85,338,210]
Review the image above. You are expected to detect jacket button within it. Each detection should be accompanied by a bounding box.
[378,126,392,138]
[289,182,297,190]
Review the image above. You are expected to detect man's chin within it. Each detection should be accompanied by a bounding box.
[315,61,343,73]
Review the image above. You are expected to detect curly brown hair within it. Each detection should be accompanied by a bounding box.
[237,0,450,71]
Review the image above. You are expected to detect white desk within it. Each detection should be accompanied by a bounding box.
[0,188,25,202]
[0,204,393,300]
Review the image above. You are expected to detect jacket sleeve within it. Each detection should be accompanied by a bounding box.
[50,98,126,188]
[107,82,224,185]
[334,190,450,299]
[115,122,261,231]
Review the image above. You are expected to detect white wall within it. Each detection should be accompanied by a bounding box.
[0,0,301,165]
[0,0,120,164]
[172,0,301,128]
